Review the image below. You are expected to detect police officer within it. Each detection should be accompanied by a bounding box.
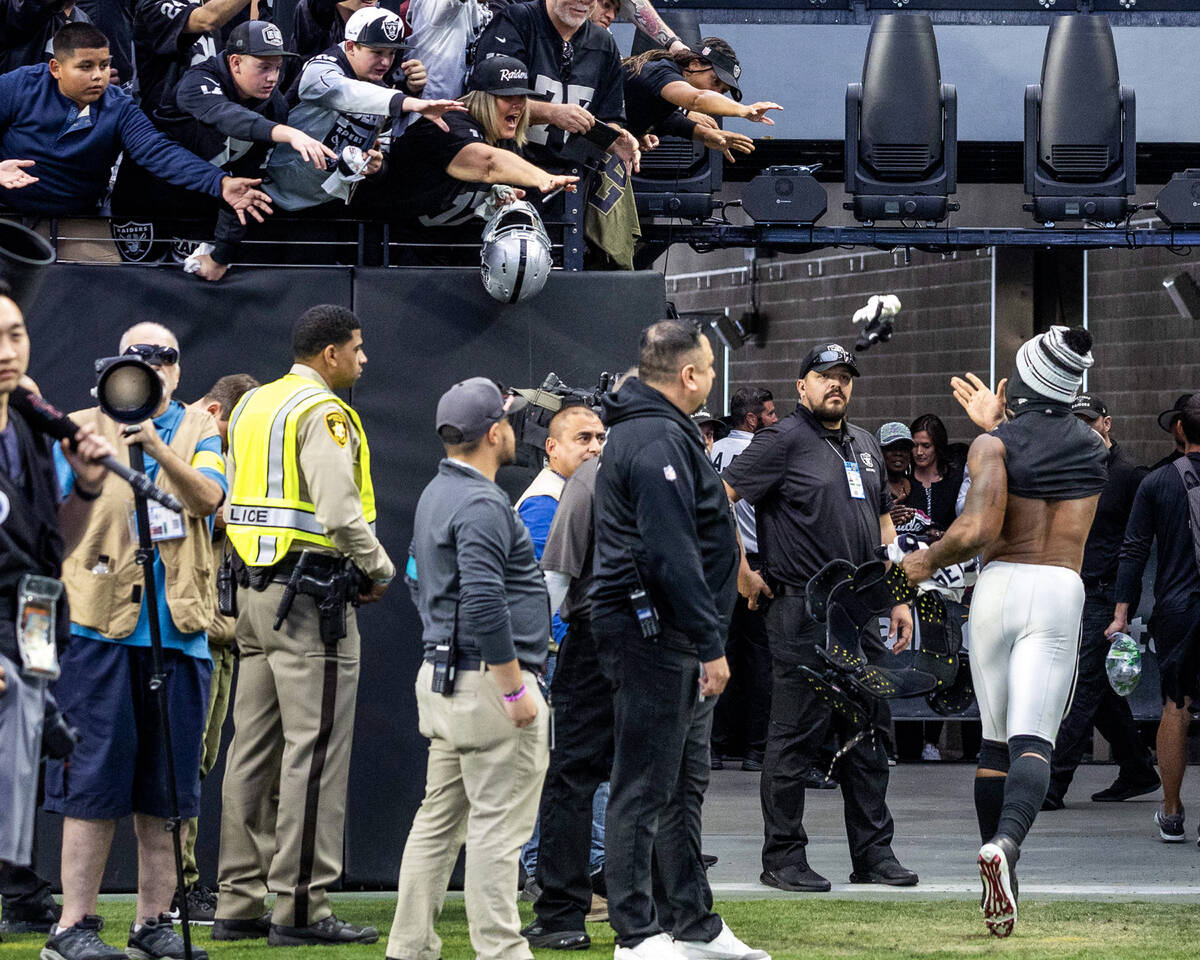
[0,281,111,939]
[214,304,394,946]
[722,343,916,893]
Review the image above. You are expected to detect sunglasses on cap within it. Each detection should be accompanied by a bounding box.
[811,347,853,366]
[124,343,179,366]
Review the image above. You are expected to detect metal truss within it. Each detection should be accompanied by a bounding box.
[655,0,1200,27]
[638,220,1200,252]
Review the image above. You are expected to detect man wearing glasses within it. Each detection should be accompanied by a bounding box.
[44,321,228,960]
[722,343,918,895]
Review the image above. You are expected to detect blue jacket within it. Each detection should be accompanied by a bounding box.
[0,64,225,216]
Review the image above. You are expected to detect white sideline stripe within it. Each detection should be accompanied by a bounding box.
[709,882,1200,897]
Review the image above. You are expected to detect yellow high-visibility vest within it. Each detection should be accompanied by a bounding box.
[225,373,376,566]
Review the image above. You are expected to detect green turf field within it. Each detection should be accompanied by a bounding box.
[5,898,1200,960]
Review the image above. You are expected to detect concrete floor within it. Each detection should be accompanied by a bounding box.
[703,763,1200,900]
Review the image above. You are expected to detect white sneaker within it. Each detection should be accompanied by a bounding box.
[616,933,680,960]
[675,922,771,960]
[921,743,942,761]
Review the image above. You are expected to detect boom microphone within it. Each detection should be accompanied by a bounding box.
[10,387,184,513]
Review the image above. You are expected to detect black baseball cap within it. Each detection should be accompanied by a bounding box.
[696,37,743,103]
[1070,394,1108,420]
[1157,393,1193,432]
[469,55,541,97]
[800,344,860,378]
[435,377,528,443]
[344,7,407,49]
[225,20,297,58]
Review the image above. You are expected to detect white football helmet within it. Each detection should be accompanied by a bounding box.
[480,199,552,304]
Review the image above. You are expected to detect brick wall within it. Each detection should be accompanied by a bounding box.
[668,246,994,453]
[664,207,1200,466]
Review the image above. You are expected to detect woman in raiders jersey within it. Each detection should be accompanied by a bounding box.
[378,54,578,263]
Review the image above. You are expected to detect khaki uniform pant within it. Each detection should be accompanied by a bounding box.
[387,661,549,960]
[183,641,236,888]
[215,582,360,927]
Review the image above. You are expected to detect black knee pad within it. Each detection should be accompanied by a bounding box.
[1008,735,1052,766]
[978,739,1010,773]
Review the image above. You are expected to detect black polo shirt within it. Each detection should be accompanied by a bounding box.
[1080,442,1146,586]
[722,404,891,589]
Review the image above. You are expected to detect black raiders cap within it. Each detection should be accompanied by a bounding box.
[800,343,860,378]
[696,37,742,103]
[469,55,541,97]
[225,20,297,58]
[344,7,407,49]
[1070,394,1108,420]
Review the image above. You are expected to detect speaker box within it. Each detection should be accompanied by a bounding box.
[742,167,827,224]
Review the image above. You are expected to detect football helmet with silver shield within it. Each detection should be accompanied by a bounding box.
[480,200,552,304]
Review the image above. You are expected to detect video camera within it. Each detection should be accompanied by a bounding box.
[510,371,614,468]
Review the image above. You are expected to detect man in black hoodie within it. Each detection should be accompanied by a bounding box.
[592,320,766,960]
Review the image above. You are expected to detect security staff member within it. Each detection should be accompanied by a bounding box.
[722,343,916,893]
[0,285,110,902]
[214,304,394,947]
[593,322,766,960]
[1043,394,1157,809]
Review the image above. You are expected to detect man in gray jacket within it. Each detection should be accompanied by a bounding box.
[265,5,463,210]
[387,376,551,960]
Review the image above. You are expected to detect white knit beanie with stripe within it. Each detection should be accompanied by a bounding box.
[1014,325,1094,404]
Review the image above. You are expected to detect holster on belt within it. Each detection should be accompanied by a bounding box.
[271,551,364,645]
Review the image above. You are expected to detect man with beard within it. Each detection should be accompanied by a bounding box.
[722,343,917,895]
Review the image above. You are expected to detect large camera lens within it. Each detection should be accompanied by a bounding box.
[95,357,162,423]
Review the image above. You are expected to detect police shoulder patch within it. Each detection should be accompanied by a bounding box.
[325,411,350,447]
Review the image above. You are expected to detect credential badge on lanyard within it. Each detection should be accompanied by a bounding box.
[826,438,866,500]
[16,574,64,679]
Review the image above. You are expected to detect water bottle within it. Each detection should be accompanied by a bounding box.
[1105,632,1142,697]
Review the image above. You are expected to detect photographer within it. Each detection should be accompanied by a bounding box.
[592,322,765,960]
[43,321,226,960]
[387,377,549,960]
[0,283,112,928]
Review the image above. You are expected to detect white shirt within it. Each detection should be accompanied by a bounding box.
[710,429,759,554]
[406,0,491,103]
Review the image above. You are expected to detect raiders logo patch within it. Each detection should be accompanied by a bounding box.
[382,18,400,41]
[859,452,874,470]
[112,221,155,262]
[325,411,350,447]
[262,23,283,46]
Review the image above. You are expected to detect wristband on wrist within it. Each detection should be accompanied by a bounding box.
[73,482,101,501]
[503,684,527,703]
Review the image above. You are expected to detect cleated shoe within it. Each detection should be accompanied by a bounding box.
[41,916,127,960]
[675,922,770,960]
[169,884,217,925]
[127,914,208,960]
[978,838,1019,939]
[1155,805,1186,843]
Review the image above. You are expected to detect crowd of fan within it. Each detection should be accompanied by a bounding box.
[0,0,783,278]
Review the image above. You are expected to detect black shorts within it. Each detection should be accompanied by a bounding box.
[1150,596,1200,708]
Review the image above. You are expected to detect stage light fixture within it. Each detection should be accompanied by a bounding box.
[1023,14,1135,225]
[843,13,958,225]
